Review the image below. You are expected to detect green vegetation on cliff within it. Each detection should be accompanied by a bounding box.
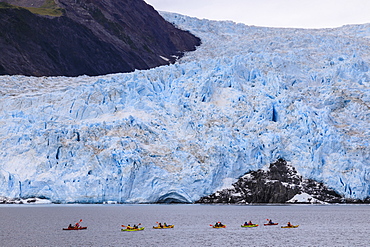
[0,0,63,17]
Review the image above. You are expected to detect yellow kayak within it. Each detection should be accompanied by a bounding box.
[153,225,174,229]
[211,225,226,228]
[281,225,299,228]
[241,224,259,228]
[121,227,145,231]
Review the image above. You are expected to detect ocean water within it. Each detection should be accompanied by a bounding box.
[0,204,369,246]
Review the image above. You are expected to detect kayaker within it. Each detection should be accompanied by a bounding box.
[246,221,253,225]
[268,219,274,224]
[164,223,167,227]
[287,222,292,227]
[75,219,82,228]
[127,224,131,229]
[215,222,219,227]
[158,222,163,228]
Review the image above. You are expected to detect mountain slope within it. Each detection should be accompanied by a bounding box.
[0,13,369,203]
[0,0,200,76]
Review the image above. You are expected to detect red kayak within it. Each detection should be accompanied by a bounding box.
[63,227,87,230]
[264,223,278,226]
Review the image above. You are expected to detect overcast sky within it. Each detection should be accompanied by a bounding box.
[145,0,370,28]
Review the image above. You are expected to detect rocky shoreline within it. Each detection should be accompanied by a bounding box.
[0,196,51,204]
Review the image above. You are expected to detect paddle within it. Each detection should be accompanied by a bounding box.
[122,224,133,230]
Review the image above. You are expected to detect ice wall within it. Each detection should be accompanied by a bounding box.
[0,13,369,202]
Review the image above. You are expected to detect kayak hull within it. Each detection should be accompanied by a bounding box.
[281,225,299,228]
[241,224,258,227]
[63,227,87,230]
[212,225,226,228]
[153,225,174,229]
[121,227,145,231]
[264,223,278,226]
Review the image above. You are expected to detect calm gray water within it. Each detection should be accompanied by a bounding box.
[0,204,369,246]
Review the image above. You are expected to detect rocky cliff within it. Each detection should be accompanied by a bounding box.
[196,159,370,204]
[0,0,200,76]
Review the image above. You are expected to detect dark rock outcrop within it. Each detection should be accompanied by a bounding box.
[0,0,201,76]
[196,159,349,204]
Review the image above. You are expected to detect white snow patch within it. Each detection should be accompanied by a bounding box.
[103,201,118,204]
[159,56,170,62]
[287,193,328,204]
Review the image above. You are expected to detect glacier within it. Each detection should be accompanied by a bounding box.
[0,12,369,203]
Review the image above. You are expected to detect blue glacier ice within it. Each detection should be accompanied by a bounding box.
[0,12,369,203]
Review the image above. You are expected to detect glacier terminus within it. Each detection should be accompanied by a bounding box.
[0,12,369,203]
